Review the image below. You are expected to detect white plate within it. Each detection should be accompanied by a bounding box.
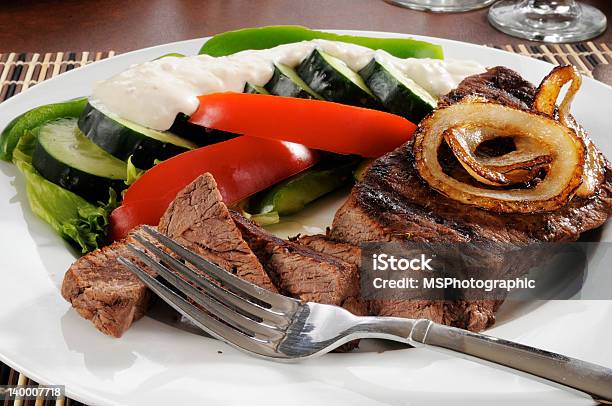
[0,31,611,406]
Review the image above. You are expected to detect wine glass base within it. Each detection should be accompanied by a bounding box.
[384,0,496,13]
[488,1,607,43]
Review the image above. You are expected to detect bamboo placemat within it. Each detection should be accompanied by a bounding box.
[489,41,612,78]
[0,51,115,101]
[1,43,612,100]
[0,41,611,406]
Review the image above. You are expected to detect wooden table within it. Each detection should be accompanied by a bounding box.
[1,0,610,53]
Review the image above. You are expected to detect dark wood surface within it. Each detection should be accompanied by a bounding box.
[0,0,610,53]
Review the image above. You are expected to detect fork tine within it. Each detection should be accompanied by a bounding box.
[130,232,292,327]
[118,257,285,358]
[125,243,285,339]
[139,225,299,313]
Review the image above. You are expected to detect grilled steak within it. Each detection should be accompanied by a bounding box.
[328,67,612,331]
[231,213,367,316]
[62,173,276,337]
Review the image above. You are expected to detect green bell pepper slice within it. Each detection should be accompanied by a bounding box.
[199,26,443,60]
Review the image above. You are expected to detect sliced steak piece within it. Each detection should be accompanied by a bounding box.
[62,173,276,337]
[330,67,612,331]
[61,236,151,338]
[158,174,277,292]
[231,213,367,316]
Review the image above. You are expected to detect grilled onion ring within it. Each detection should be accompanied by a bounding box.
[414,101,585,213]
[534,65,603,197]
[444,126,553,186]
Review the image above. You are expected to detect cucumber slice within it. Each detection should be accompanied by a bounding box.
[359,58,436,122]
[78,101,196,169]
[244,83,270,94]
[1,97,87,162]
[32,118,126,203]
[168,113,237,146]
[265,63,322,99]
[297,49,380,108]
[252,157,357,216]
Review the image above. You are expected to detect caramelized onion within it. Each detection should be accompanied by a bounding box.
[444,126,553,186]
[534,65,581,125]
[534,65,603,197]
[414,101,585,213]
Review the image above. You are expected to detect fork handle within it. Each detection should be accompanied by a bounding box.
[408,319,612,403]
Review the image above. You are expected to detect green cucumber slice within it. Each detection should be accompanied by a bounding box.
[253,158,357,216]
[297,49,380,108]
[32,118,126,203]
[78,101,196,169]
[265,63,323,99]
[0,97,87,162]
[359,58,436,122]
[244,83,270,94]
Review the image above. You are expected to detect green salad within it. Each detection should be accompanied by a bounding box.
[0,26,444,253]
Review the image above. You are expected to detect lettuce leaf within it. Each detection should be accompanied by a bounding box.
[125,155,145,186]
[13,130,115,253]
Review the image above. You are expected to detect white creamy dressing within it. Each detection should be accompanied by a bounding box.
[93,39,486,130]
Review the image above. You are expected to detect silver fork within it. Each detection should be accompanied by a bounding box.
[119,225,612,403]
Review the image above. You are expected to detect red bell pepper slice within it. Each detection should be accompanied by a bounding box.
[189,93,416,158]
[109,136,318,240]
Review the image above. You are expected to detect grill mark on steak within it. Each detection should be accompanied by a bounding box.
[439,66,536,109]
[62,173,276,337]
